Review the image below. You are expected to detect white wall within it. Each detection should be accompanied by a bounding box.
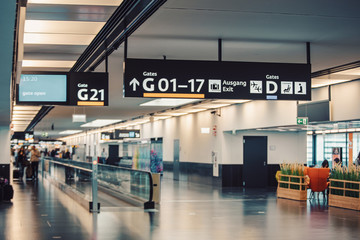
[66,99,308,166]
[221,130,306,165]
[64,80,360,166]
[311,86,329,102]
[331,80,360,121]
[221,100,298,131]
[137,101,305,165]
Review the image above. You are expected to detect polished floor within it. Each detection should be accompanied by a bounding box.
[1,176,360,240]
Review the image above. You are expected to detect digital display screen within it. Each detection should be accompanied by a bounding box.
[18,74,67,102]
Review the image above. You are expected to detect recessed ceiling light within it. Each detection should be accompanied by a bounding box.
[154,116,172,121]
[198,103,231,109]
[81,119,122,127]
[186,108,207,113]
[24,33,95,45]
[27,0,123,6]
[140,98,198,107]
[13,106,41,111]
[59,130,83,135]
[22,60,76,68]
[24,20,105,34]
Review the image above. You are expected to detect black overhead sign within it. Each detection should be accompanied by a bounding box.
[114,129,140,139]
[124,59,311,101]
[69,72,109,106]
[17,72,109,106]
[100,132,113,141]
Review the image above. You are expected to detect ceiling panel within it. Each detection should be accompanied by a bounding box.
[24,44,88,55]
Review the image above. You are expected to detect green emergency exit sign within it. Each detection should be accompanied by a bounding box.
[297,117,308,125]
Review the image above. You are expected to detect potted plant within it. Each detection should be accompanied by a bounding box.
[277,163,307,201]
[329,165,360,210]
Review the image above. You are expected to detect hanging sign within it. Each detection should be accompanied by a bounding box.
[68,72,109,106]
[101,132,113,141]
[124,59,311,101]
[17,72,109,106]
[113,129,140,139]
[17,73,67,105]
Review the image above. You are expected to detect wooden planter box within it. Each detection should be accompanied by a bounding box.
[329,179,360,211]
[277,174,307,201]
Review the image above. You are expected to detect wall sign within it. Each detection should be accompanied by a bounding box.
[68,72,109,106]
[124,59,311,101]
[114,129,140,139]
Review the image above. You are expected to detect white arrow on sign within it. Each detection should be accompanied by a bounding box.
[130,78,140,91]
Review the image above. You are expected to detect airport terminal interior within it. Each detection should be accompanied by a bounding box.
[1,0,360,239]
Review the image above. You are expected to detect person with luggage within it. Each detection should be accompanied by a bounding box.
[30,146,41,181]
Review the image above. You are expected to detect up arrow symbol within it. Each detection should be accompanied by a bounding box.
[130,78,140,91]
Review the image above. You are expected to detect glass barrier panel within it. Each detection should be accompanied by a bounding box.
[44,158,93,202]
[43,157,153,203]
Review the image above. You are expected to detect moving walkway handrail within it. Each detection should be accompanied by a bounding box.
[96,162,154,204]
[45,158,92,172]
[44,157,154,204]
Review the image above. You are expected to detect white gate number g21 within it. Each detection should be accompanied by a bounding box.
[78,89,105,101]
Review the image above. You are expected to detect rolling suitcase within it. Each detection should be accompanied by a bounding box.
[26,166,33,178]
[13,168,20,179]
[2,185,14,201]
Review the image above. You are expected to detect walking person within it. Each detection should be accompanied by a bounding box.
[30,146,41,181]
[17,147,27,180]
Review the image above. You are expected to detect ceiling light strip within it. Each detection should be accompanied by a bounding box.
[28,0,123,6]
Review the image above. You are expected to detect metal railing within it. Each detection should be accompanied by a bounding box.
[42,157,155,211]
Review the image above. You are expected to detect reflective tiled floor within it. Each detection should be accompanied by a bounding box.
[1,177,360,240]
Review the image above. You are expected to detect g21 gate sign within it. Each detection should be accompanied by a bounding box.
[123,59,311,101]
[18,72,109,106]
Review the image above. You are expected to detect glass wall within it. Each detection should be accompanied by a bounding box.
[306,135,313,166]
[316,134,324,166]
[119,138,163,173]
[353,133,360,161]
[308,132,357,168]
[324,133,347,168]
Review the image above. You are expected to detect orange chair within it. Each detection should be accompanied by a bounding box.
[307,168,330,199]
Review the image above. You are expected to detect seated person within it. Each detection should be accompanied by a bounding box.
[333,157,342,166]
[321,159,329,168]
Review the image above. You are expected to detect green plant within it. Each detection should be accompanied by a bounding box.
[279,163,305,190]
[330,165,360,198]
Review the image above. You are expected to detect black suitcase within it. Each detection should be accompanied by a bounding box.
[3,185,14,201]
[13,169,20,179]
